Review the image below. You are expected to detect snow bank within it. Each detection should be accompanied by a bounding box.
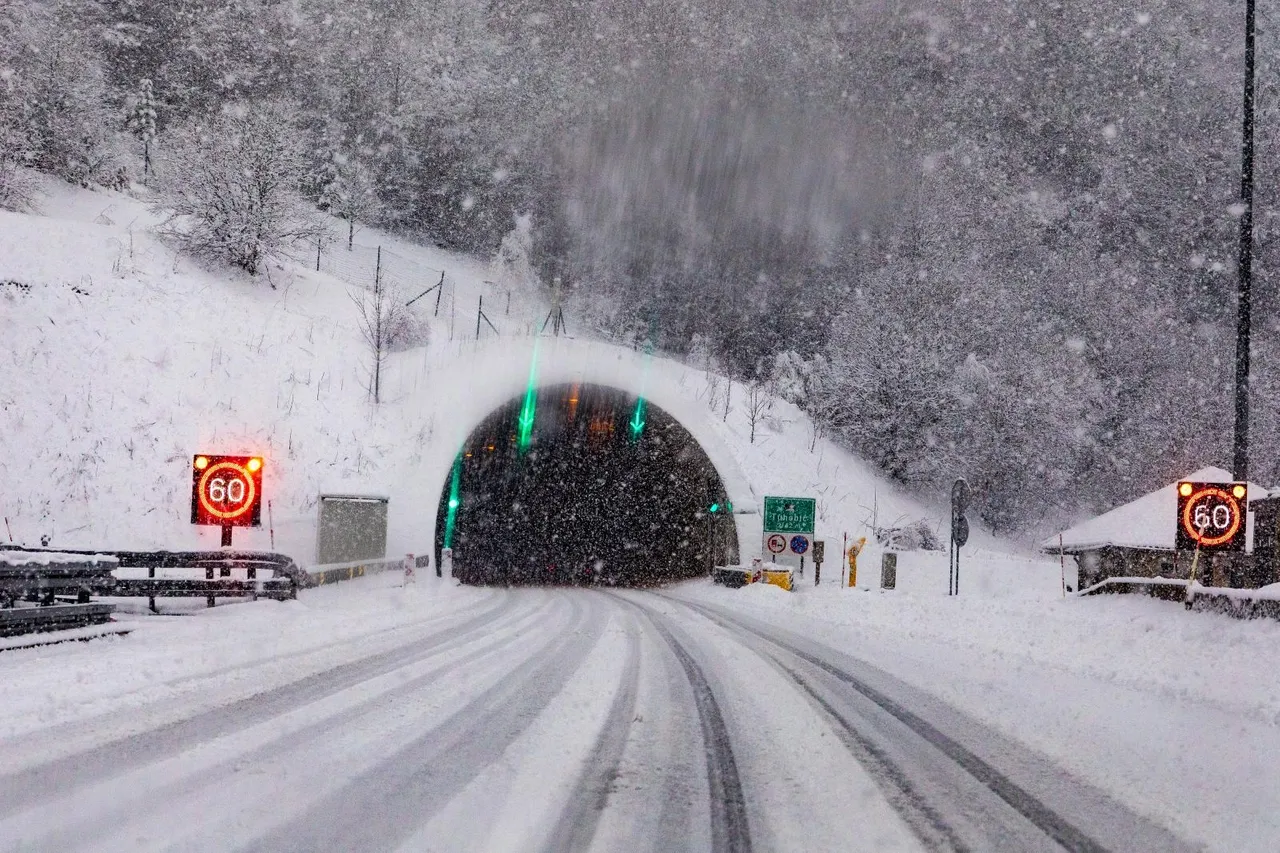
[674,574,1280,852]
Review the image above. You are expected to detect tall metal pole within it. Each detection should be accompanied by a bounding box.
[1233,0,1256,481]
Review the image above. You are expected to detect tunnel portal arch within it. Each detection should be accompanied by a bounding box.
[435,383,738,585]
[385,338,761,573]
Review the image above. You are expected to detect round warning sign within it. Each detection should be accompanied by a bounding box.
[766,533,787,554]
[190,454,264,528]
[790,535,810,555]
[1177,482,1245,551]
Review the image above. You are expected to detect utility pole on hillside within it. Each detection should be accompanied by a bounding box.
[1233,0,1257,481]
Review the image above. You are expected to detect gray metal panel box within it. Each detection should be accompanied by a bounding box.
[317,495,389,565]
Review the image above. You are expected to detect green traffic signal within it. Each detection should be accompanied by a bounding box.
[709,502,720,514]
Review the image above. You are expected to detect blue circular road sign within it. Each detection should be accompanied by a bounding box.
[790,536,810,555]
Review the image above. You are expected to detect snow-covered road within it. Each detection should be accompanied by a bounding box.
[0,586,1200,853]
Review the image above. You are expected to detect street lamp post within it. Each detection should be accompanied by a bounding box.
[1233,0,1257,481]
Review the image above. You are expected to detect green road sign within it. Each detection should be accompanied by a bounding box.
[763,496,816,534]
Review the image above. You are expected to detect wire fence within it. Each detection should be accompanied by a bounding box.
[308,239,444,298]
[287,235,553,343]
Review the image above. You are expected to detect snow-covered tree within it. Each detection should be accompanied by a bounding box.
[20,10,117,187]
[320,153,381,250]
[156,101,325,276]
[126,78,157,181]
[350,256,411,404]
[489,213,538,292]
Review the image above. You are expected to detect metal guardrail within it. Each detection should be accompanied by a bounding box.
[1079,576,1280,620]
[306,554,431,587]
[3,547,301,608]
[0,603,117,638]
[0,553,119,606]
[1,551,121,638]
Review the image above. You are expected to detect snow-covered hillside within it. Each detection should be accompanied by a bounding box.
[2,175,986,569]
[0,178,551,560]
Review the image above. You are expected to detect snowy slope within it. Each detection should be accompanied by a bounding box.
[0,177,549,560]
[1,173,977,571]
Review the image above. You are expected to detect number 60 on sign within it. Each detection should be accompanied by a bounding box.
[190,454,264,528]
[1175,481,1246,552]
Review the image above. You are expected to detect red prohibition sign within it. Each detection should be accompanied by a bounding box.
[1180,486,1242,548]
[766,533,787,554]
[197,461,257,521]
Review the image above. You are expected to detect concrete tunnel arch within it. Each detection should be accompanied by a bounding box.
[381,338,761,575]
[437,383,739,583]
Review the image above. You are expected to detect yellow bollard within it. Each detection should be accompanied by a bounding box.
[847,536,867,587]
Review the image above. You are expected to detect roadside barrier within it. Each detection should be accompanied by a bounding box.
[710,565,793,592]
[0,550,120,637]
[3,547,300,610]
[306,553,431,587]
[1079,576,1280,620]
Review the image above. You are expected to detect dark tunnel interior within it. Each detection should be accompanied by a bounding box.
[435,383,739,586]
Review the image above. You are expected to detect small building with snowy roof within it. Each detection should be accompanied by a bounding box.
[1043,466,1277,592]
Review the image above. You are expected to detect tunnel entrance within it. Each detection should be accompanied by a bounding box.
[435,383,738,587]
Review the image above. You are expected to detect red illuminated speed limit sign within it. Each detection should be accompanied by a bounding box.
[190,455,264,528]
[1176,481,1246,552]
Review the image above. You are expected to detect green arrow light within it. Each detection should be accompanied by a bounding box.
[629,397,647,441]
[517,344,539,452]
[443,454,463,548]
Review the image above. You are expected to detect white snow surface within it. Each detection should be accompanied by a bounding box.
[0,550,118,567]
[673,559,1280,853]
[1,176,1278,852]
[0,175,943,564]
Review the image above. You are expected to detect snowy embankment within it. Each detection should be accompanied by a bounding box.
[0,177,546,561]
[0,174,950,564]
[673,554,1280,853]
[0,572,478,749]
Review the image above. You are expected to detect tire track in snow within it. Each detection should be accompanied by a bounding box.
[670,596,1200,853]
[618,595,752,853]
[243,591,611,852]
[0,593,571,853]
[0,588,521,817]
[541,600,642,853]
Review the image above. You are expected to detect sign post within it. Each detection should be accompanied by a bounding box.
[949,478,969,596]
[813,540,825,585]
[1176,480,1247,607]
[763,496,816,573]
[190,454,264,548]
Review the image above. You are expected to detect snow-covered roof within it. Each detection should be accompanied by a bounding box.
[1042,466,1268,553]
